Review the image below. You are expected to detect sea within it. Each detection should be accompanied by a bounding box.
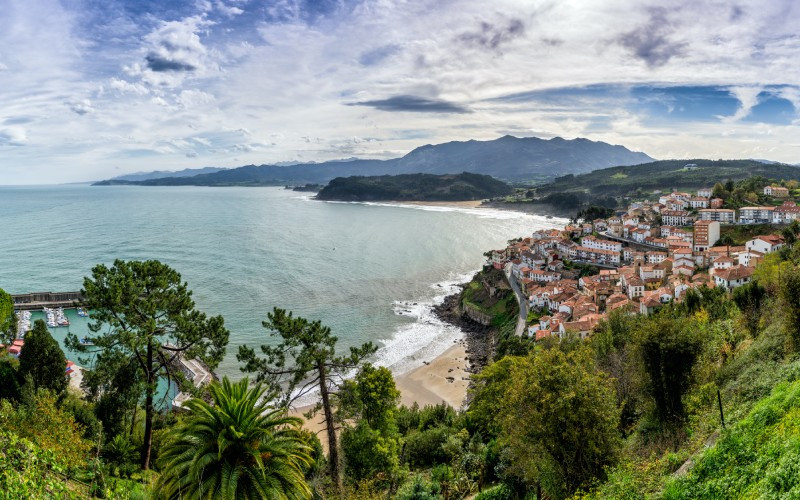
[0,185,565,379]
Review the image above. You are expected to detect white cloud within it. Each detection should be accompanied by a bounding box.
[724,86,763,122]
[3,0,800,184]
[0,126,28,146]
[107,78,150,96]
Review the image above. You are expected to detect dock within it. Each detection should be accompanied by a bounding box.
[12,291,84,311]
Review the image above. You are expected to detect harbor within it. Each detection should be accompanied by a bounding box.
[11,291,84,311]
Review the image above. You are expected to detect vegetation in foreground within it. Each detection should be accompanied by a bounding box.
[3,239,800,497]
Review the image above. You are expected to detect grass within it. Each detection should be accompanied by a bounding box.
[662,378,800,499]
[611,173,629,179]
[719,224,784,245]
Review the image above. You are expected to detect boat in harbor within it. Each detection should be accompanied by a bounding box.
[77,307,88,317]
[55,308,70,327]
[15,311,32,337]
[44,307,57,328]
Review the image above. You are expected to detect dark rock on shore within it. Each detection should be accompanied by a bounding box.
[433,286,495,377]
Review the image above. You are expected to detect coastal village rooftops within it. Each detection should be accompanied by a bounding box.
[740,206,776,211]
[642,295,662,308]
[754,234,785,245]
[717,265,754,282]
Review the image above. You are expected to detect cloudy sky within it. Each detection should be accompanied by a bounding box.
[2,0,800,184]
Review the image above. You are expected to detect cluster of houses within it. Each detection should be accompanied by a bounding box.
[488,186,792,342]
[611,185,798,226]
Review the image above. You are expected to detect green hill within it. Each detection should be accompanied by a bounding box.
[538,159,800,197]
[316,172,512,201]
[664,379,800,498]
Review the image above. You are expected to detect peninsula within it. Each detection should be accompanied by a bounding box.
[315,172,512,202]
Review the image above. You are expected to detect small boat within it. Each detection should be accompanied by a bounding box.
[76,307,88,317]
[44,308,57,328]
[55,308,70,327]
[79,338,95,346]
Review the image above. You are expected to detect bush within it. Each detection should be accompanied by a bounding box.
[405,426,450,467]
[341,422,399,482]
[396,474,442,500]
[475,483,514,500]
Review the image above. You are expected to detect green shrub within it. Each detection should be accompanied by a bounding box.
[475,483,514,500]
[405,427,450,467]
[396,474,442,500]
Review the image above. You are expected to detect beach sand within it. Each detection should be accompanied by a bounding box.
[293,342,470,446]
[396,200,484,208]
[395,342,470,409]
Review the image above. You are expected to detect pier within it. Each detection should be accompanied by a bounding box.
[12,291,84,311]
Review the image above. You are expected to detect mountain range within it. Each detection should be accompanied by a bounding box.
[94,136,653,186]
[108,167,227,182]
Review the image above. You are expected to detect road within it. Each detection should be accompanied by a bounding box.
[504,265,528,337]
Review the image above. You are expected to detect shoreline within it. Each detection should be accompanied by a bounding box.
[292,341,472,447]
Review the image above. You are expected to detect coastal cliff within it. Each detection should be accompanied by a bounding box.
[433,267,520,385]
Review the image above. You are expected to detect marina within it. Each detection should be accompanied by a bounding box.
[11,291,84,311]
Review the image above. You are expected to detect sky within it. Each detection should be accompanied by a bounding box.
[2,0,800,184]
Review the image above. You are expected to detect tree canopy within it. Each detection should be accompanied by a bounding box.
[19,319,67,395]
[69,259,229,469]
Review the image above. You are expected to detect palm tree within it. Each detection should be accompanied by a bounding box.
[157,377,313,499]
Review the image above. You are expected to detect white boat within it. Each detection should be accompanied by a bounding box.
[55,308,70,327]
[76,307,88,317]
[44,307,57,328]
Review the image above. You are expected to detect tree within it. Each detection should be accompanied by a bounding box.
[0,358,21,401]
[0,389,93,469]
[724,179,735,193]
[338,364,400,432]
[501,347,621,498]
[711,182,727,200]
[18,319,67,394]
[467,356,521,439]
[237,308,376,490]
[69,259,229,469]
[638,317,701,426]
[732,281,767,336]
[338,364,401,484]
[714,234,735,247]
[780,266,800,353]
[782,226,797,247]
[0,288,15,343]
[83,349,144,437]
[157,377,312,499]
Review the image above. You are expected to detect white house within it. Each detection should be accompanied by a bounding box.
[714,265,754,290]
[662,210,692,226]
[581,236,623,253]
[746,235,785,254]
[688,197,710,209]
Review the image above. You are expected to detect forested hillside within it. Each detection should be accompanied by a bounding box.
[316,172,512,201]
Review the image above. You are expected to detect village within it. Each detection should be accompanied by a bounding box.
[489,183,797,341]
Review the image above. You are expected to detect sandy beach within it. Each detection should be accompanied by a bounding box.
[395,342,470,409]
[293,341,470,444]
[394,200,484,208]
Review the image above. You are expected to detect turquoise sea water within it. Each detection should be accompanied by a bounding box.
[0,185,563,378]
